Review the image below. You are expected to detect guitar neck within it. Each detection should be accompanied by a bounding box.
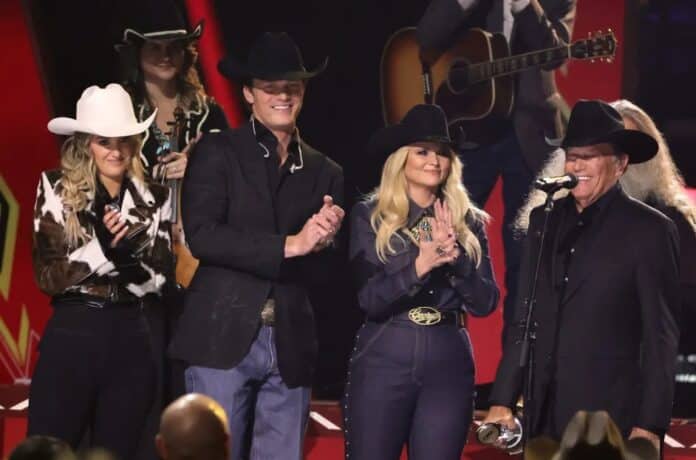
[467,44,570,84]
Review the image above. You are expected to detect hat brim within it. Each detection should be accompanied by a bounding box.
[218,56,328,82]
[120,20,203,46]
[548,129,658,164]
[368,124,454,161]
[47,109,157,137]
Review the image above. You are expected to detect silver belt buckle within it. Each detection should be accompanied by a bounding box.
[261,299,276,326]
[408,306,442,326]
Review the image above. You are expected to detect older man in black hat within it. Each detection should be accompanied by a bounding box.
[168,32,344,460]
[482,99,680,452]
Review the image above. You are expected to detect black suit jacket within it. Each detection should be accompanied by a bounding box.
[490,188,680,437]
[168,122,344,387]
[418,0,576,173]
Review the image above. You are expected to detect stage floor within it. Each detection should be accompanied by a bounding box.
[0,387,695,459]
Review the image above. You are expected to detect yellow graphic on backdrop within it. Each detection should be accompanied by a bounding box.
[0,305,38,383]
[0,173,19,300]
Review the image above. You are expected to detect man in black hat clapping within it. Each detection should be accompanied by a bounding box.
[168,32,344,460]
[483,99,680,453]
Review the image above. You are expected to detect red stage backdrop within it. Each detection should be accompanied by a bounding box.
[1,0,626,387]
[0,0,56,384]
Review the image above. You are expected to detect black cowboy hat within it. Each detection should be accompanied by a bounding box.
[117,2,203,46]
[548,99,657,164]
[368,104,455,163]
[218,32,328,82]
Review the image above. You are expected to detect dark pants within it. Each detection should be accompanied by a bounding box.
[28,304,155,460]
[459,131,534,341]
[343,319,476,460]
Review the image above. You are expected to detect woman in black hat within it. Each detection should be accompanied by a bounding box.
[116,8,228,184]
[343,104,499,460]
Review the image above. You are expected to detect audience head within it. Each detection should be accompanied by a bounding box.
[156,393,230,460]
[8,435,74,460]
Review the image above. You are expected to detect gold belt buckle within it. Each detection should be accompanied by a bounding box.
[408,306,442,326]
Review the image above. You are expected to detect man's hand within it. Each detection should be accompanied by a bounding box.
[312,195,345,251]
[629,427,660,452]
[285,196,344,257]
[482,405,517,430]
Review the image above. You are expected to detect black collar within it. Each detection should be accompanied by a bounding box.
[407,199,435,228]
[250,117,300,164]
[565,182,622,219]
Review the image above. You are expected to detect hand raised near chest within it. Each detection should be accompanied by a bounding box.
[284,195,345,257]
[414,199,460,278]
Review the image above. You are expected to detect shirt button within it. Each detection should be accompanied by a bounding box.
[564,276,569,283]
[428,290,434,295]
[570,248,575,254]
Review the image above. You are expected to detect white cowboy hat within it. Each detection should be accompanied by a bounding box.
[47,83,156,137]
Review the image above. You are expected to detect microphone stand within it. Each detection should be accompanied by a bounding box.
[518,188,558,447]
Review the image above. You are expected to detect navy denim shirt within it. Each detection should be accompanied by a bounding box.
[349,200,499,321]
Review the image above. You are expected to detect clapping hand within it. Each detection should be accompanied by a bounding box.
[285,195,345,257]
[414,199,460,278]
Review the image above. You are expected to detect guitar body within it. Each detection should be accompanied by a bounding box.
[382,26,617,148]
[382,27,514,146]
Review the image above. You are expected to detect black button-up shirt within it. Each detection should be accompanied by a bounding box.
[349,199,499,321]
[555,183,621,293]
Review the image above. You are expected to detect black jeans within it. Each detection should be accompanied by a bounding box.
[458,130,534,342]
[343,318,476,460]
[28,303,155,460]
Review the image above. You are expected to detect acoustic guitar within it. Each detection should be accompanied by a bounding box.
[381,27,617,146]
[164,108,199,288]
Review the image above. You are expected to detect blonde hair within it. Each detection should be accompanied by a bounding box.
[611,99,696,232]
[367,145,489,264]
[60,132,145,248]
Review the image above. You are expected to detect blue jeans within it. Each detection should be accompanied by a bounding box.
[459,130,533,342]
[185,326,311,460]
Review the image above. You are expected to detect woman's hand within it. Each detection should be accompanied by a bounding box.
[158,134,201,180]
[433,199,460,263]
[415,230,459,278]
[103,207,129,248]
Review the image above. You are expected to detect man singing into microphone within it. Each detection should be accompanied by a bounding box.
[483,100,680,452]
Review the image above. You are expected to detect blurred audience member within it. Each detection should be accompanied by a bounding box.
[156,393,229,460]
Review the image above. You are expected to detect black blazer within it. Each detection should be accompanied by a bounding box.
[490,188,680,437]
[418,0,576,173]
[168,122,344,387]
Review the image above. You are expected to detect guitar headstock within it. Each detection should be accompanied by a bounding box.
[570,30,617,62]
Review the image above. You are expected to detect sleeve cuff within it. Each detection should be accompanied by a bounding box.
[68,238,115,276]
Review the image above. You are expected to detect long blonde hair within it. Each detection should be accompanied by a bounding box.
[367,145,488,265]
[60,133,145,248]
[612,99,696,232]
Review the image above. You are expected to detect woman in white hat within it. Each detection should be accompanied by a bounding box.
[28,83,174,459]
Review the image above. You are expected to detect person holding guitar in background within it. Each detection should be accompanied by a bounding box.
[115,4,228,459]
[416,0,576,342]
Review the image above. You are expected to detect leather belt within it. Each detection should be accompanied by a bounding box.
[393,307,461,326]
[52,293,141,310]
[260,299,276,326]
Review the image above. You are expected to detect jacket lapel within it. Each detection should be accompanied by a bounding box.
[235,129,276,224]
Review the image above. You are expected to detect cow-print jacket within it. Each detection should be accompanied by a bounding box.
[32,169,174,299]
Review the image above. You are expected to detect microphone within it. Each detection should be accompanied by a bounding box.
[534,173,578,193]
